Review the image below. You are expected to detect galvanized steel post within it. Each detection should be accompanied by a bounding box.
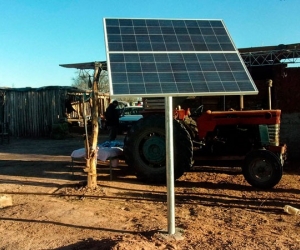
[165,96,175,234]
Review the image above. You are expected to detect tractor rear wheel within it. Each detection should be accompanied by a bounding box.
[242,149,283,189]
[123,115,193,183]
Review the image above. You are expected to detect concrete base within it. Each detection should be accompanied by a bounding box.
[158,227,184,241]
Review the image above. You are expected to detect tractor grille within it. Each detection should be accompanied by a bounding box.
[268,124,280,146]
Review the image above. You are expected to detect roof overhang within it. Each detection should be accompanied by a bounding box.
[59,61,107,70]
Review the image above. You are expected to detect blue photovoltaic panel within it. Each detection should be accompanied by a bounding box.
[104,18,258,97]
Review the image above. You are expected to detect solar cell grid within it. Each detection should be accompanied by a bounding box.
[105,18,234,53]
[104,18,258,96]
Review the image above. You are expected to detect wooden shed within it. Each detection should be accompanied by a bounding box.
[0,86,109,137]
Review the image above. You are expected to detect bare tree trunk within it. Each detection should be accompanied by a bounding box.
[83,96,90,173]
[87,65,100,188]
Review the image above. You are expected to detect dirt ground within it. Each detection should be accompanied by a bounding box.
[1,132,300,250]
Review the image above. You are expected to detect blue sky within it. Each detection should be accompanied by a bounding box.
[0,0,299,88]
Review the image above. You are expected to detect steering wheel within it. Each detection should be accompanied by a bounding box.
[192,105,204,116]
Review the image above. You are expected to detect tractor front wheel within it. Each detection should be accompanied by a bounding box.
[242,149,283,189]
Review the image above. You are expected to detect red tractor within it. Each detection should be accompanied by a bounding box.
[123,97,287,189]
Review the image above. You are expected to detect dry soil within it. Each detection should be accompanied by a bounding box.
[0,133,300,250]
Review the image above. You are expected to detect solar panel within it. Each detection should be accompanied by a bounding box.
[103,18,258,97]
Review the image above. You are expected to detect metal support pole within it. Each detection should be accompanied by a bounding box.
[240,95,244,110]
[165,96,175,235]
[267,79,273,110]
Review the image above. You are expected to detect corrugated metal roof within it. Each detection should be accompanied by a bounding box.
[59,61,107,70]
